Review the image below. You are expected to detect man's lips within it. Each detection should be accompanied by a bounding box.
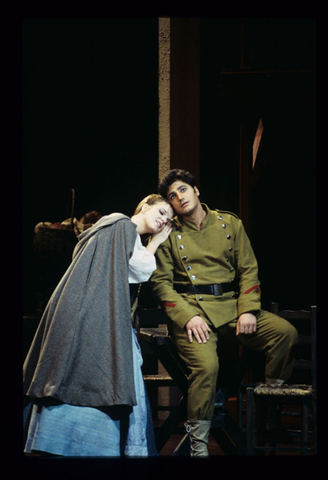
[181,201,189,208]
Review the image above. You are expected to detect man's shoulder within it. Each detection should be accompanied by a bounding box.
[214,209,240,220]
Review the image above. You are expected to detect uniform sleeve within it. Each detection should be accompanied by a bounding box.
[128,235,157,283]
[150,238,200,329]
[234,219,262,317]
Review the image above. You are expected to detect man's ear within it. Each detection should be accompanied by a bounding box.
[194,186,200,197]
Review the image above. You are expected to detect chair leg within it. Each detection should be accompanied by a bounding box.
[301,401,309,456]
[246,387,255,455]
[256,397,269,454]
[313,392,317,455]
[237,385,244,432]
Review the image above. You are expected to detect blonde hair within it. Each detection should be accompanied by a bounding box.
[133,194,170,215]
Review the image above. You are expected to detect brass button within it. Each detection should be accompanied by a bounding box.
[179,245,184,250]
[187,266,192,270]
[177,235,182,240]
[222,224,226,228]
[182,256,187,261]
[191,275,196,280]
[198,296,203,301]
[227,235,231,239]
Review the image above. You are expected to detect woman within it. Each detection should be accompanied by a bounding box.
[23,194,173,457]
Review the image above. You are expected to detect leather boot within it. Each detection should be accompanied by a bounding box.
[185,419,211,457]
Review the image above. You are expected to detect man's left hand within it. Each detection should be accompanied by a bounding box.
[236,313,257,335]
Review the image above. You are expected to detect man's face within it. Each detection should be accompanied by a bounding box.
[166,180,200,216]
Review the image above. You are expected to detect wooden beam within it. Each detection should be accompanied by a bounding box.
[158,18,200,185]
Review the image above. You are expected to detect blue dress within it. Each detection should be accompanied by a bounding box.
[24,227,158,457]
[24,329,157,456]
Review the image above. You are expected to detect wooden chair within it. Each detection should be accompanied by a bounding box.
[245,302,317,455]
[136,307,189,453]
[137,307,248,455]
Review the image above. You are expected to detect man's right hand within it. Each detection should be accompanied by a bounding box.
[186,315,211,343]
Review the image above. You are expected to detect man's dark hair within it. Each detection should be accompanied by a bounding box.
[158,169,197,198]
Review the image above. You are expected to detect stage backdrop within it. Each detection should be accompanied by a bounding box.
[23,18,315,314]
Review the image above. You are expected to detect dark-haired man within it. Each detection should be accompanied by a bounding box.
[150,169,298,456]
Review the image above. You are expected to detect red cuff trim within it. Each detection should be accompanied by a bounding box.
[163,302,177,308]
[243,285,260,295]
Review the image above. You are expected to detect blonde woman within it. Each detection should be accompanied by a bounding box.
[23,194,173,457]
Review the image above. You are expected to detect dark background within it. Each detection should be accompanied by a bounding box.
[199,18,316,310]
[23,18,316,314]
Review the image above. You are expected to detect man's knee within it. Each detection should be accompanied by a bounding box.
[170,329,219,379]
[259,311,299,346]
[278,318,298,346]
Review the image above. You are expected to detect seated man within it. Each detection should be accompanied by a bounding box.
[150,169,298,457]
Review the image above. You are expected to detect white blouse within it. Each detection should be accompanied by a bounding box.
[128,235,156,284]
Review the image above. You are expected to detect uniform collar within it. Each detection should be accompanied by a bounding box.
[175,203,214,231]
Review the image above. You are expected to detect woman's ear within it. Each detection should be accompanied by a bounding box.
[141,203,150,213]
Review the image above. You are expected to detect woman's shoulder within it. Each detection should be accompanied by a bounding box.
[92,213,137,233]
[74,214,136,257]
[97,212,130,225]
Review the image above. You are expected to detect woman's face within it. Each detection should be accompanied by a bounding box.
[143,201,174,233]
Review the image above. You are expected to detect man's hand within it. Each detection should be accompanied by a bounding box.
[186,315,211,343]
[236,312,257,335]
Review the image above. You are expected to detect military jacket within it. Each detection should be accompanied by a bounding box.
[150,204,261,329]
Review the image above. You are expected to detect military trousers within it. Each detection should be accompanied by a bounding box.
[168,310,298,421]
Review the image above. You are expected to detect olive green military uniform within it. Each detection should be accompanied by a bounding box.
[150,204,298,420]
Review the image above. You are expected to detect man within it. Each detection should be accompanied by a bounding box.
[150,169,298,456]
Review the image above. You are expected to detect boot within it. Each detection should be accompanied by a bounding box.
[185,419,211,457]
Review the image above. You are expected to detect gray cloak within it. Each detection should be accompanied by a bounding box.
[23,214,138,407]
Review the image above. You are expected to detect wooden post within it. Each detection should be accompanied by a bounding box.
[158,18,200,185]
[158,17,171,182]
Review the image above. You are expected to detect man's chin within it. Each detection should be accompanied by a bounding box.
[178,207,191,216]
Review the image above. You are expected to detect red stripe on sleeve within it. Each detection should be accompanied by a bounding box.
[163,302,177,308]
[243,285,260,295]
